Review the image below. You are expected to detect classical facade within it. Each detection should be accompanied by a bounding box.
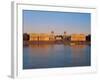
[39,33,50,41]
[28,33,86,41]
[29,33,51,41]
[29,33,39,41]
[71,34,86,41]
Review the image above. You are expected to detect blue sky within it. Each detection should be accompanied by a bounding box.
[23,10,91,35]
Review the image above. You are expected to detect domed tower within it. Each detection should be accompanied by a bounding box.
[51,31,54,35]
[63,31,67,40]
[64,31,66,35]
[49,31,55,40]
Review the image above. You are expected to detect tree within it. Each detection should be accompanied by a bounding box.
[86,34,91,41]
[23,33,30,41]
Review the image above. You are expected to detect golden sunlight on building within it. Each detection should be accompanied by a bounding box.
[71,34,86,41]
[29,33,50,41]
[39,34,50,41]
[29,33,39,41]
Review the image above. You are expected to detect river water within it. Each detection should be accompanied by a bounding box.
[23,44,91,69]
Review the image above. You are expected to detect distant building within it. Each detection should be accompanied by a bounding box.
[29,33,50,41]
[29,33,39,41]
[55,37,62,40]
[39,33,50,41]
[49,31,55,41]
[28,33,86,42]
[63,31,67,39]
[71,34,86,41]
[55,35,63,40]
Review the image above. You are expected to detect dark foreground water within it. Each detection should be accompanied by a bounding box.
[23,44,91,69]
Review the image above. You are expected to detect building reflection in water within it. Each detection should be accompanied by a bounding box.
[23,44,91,69]
[70,44,91,66]
[29,44,52,49]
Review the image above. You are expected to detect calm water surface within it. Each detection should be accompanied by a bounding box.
[23,44,91,69]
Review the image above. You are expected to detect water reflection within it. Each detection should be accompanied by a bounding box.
[70,45,91,66]
[23,44,91,69]
[29,44,52,48]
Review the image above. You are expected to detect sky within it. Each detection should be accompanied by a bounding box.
[23,10,91,35]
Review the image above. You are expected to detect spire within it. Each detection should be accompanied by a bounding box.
[64,31,66,35]
[51,31,54,34]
